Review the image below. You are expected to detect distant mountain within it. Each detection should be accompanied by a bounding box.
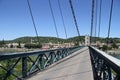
[12,36,64,43]
[3,36,120,44]
[4,36,85,44]
[67,36,85,42]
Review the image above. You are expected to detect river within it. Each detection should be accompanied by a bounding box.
[107,50,120,60]
[113,54,120,60]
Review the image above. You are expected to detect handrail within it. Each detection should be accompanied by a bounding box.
[89,46,120,80]
[0,46,83,80]
[0,46,80,61]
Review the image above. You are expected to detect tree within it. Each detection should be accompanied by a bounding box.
[17,42,21,48]
[10,44,13,48]
[111,43,118,49]
[102,45,108,51]
[0,39,5,47]
[24,43,42,49]
[74,42,79,46]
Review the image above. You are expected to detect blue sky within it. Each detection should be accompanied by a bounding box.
[0,0,120,40]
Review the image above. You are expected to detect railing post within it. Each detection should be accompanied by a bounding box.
[50,52,55,64]
[22,57,27,78]
[57,52,60,61]
[61,50,65,58]
[65,49,68,56]
[40,54,44,70]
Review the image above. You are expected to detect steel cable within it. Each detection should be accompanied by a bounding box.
[49,0,59,39]
[98,0,102,38]
[58,0,68,39]
[27,0,40,45]
[90,0,95,44]
[107,0,114,49]
[94,0,98,43]
[69,0,81,44]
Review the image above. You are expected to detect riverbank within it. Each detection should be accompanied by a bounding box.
[107,49,120,55]
[0,48,47,54]
[0,48,29,53]
[107,50,120,59]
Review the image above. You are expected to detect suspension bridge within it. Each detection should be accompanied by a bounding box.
[0,0,120,80]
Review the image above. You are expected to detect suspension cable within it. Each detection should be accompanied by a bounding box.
[107,0,114,48]
[58,0,68,39]
[27,0,40,45]
[69,0,81,43]
[94,0,98,43]
[98,0,102,38]
[90,0,95,44]
[49,0,59,39]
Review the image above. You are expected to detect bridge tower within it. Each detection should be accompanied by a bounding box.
[85,35,90,46]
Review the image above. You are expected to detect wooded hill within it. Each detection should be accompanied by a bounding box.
[3,36,84,44]
[1,36,120,44]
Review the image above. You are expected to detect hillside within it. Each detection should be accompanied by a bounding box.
[5,36,85,44]
[12,36,64,43]
[2,36,120,44]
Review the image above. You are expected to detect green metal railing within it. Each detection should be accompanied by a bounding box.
[89,46,120,80]
[0,46,83,80]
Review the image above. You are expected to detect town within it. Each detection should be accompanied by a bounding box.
[0,35,120,54]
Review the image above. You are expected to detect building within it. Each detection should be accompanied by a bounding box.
[7,43,25,48]
[85,35,90,46]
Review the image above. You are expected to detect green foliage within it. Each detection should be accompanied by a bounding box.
[10,44,13,48]
[107,46,112,50]
[2,36,120,46]
[17,42,21,48]
[24,43,42,49]
[111,43,118,49]
[0,39,5,47]
[11,37,64,44]
[67,36,85,43]
[74,42,79,46]
[0,56,38,80]
[5,36,85,44]
[0,65,6,80]
[102,45,108,51]
[17,45,21,48]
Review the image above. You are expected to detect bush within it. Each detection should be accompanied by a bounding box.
[10,44,13,48]
[0,40,5,47]
[24,43,42,49]
[111,43,118,49]
[102,45,108,51]
[17,42,21,48]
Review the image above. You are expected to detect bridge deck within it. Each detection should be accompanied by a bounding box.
[27,47,94,80]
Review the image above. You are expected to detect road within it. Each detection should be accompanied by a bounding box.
[27,47,94,80]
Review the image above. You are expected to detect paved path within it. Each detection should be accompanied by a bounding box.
[27,47,94,80]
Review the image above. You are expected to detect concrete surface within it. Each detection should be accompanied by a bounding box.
[27,47,94,80]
